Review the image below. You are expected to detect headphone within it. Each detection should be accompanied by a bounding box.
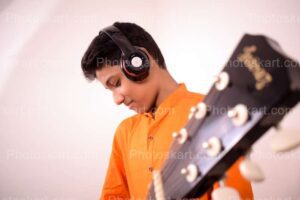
[101,25,150,82]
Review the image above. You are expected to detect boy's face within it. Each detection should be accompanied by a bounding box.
[96,63,159,114]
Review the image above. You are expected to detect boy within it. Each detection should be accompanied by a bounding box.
[81,22,253,200]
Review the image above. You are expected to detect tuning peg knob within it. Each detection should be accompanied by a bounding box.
[202,137,222,157]
[181,164,199,182]
[214,71,230,91]
[190,106,197,113]
[188,102,208,120]
[195,102,208,119]
[270,129,300,153]
[212,179,241,200]
[212,187,241,200]
[227,104,249,126]
[239,158,264,182]
[172,128,188,144]
[152,170,166,200]
[188,106,197,119]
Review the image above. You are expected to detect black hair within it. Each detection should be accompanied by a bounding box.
[81,22,167,81]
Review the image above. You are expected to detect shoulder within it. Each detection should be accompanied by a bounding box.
[186,90,205,100]
[113,114,142,141]
[181,88,205,106]
[116,114,141,132]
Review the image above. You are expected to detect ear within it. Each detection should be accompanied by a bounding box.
[134,46,160,68]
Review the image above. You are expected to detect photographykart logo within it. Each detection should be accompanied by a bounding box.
[96,57,160,67]
[129,149,193,160]
[127,104,175,116]
[2,11,99,25]
[248,13,300,24]
[106,197,159,200]
[2,150,99,161]
[1,197,75,200]
[106,195,300,200]
[252,149,300,161]
[227,57,299,69]
[129,148,219,161]
[199,105,295,117]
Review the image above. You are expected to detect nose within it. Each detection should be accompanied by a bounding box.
[113,91,125,105]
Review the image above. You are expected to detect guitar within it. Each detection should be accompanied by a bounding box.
[147,34,300,199]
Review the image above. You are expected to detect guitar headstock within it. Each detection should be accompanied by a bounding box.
[147,34,300,199]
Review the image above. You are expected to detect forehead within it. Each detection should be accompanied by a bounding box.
[96,65,121,83]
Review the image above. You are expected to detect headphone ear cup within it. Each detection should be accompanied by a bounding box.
[121,49,150,82]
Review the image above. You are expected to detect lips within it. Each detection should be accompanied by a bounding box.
[125,101,134,108]
[128,102,135,109]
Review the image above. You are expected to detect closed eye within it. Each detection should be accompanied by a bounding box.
[107,78,121,88]
[115,79,121,87]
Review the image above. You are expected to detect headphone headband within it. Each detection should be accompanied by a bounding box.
[101,25,136,57]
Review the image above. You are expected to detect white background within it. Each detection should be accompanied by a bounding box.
[0,0,300,199]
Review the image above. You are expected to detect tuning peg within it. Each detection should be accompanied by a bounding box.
[239,152,264,182]
[202,137,223,157]
[172,128,188,144]
[188,106,197,119]
[195,102,208,119]
[270,128,300,153]
[227,104,249,126]
[212,179,241,200]
[181,163,200,182]
[214,71,230,91]
[152,170,166,200]
[188,102,209,120]
[212,187,241,200]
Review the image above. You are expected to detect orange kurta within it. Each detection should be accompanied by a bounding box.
[101,83,253,200]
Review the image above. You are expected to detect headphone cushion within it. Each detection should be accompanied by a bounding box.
[121,49,150,81]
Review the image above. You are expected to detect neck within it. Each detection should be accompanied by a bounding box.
[153,71,178,110]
